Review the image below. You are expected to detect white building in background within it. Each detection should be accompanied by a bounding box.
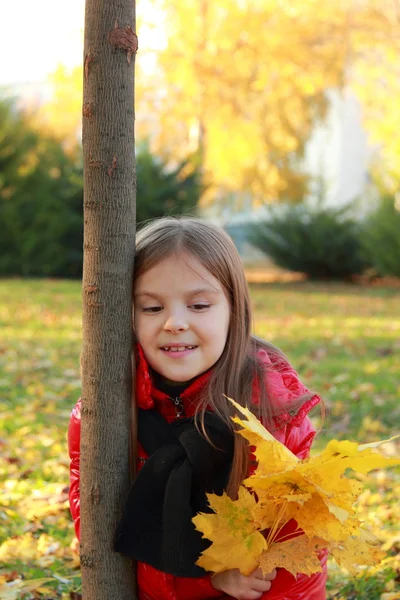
[4,81,373,222]
[206,88,375,259]
[304,88,373,208]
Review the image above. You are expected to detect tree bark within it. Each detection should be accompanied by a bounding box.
[80,0,137,598]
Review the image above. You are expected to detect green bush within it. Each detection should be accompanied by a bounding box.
[0,98,203,277]
[136,140,203,225]
[0,100,84,277]
[247,202,370,280]
[360,196,400,278]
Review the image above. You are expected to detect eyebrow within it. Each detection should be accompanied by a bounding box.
[134,287,221,299]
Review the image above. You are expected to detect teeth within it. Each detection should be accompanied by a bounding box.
[162,346,196,351]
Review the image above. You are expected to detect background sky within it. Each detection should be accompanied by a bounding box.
[0,0,161,88]
[0,0,85,85]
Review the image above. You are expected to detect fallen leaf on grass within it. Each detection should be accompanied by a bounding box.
[0,577,54,600]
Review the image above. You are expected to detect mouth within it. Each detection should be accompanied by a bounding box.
[160,345,198,353]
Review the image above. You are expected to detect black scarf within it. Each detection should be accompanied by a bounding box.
[114,408,234,577]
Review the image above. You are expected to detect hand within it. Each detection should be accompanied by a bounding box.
[211,567,277,600]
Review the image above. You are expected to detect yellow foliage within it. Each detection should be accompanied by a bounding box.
[140,0,400,202]
[260,535,324,578]
[38,0,400,202]
[193,398,400,577]
[284,493,361,542]
[0,577,54,600]
[0,528,79,569]
[229,397,298,473]
[193,487,267,575]
[329,534,385,577]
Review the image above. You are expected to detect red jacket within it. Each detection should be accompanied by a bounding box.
[68,346,327,600]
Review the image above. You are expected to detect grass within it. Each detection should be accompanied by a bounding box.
[0,278,399,599]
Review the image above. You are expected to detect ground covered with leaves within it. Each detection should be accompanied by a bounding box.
[0,279,399,599]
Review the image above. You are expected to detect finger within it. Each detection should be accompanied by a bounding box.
[251,567,277,581]
[239,592,263,600]
[250,568,264,579]
[263,568,277,581]
[251,579,272,593]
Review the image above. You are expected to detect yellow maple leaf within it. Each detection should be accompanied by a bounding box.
[308,438,400,477]
[285,493,361,542]
[247,456,362,523]
[299,462,363,513]
[329,534,385,576]
[246,469,314,505]
[232,397,399,523]
[193,399,400,577]
[259,535,325,578]
[228,396,299,475]
[193,487,266,575]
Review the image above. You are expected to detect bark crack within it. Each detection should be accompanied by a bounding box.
[80,554,96,568]
[90,484,101,505]
[108,19,138,64]
[83,102,94,117]
[84,52,95,78]
[84,284,99,294]
[108,156,118,177]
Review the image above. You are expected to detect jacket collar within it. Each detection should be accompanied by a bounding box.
[135,344,212,410]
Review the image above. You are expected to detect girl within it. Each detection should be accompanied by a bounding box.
[68,217,327,600]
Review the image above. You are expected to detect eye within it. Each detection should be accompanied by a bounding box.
[190,303,210,311]
[142,306,163,313]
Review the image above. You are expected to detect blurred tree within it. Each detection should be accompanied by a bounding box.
[37,1,399,206]
[0,101,202,276]
[136,140,202,224]
[0,98,83,276]
[37,65,83,151]
[140,0,399,205]
[353,42,400,194]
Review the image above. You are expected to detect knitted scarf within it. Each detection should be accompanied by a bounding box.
[114,408,234,577]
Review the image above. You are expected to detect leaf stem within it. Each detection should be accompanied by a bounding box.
[266,501,288,546]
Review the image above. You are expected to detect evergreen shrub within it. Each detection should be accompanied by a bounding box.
[360,196,400,278]
[247,202,370,280]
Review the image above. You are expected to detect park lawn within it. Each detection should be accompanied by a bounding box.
[0,278,399,599]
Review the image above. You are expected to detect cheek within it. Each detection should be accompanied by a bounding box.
[220,303,231,337]
[134,315,148,344]
[211,309,230,348]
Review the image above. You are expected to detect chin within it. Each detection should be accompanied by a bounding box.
[164,371,194,383]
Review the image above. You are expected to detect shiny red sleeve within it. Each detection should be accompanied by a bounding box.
[174,574,223,599]
[256,348,321,459]
[68,399,81,540]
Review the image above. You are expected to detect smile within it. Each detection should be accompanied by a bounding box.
[161,346,197,352]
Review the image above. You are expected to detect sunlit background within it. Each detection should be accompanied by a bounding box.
[1,1,399,598]
[2,0,400,276]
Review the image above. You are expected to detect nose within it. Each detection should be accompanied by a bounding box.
[163,315,189,333]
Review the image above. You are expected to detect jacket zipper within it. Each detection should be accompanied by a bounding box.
[171,396,185,418]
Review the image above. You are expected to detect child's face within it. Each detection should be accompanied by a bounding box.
[134,253,230,384]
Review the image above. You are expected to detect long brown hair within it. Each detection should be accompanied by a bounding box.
[134,217,313,497]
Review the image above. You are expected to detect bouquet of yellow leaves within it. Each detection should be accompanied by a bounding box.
[192,398,400,578]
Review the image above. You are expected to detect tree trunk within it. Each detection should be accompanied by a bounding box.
[80,0,137,598]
